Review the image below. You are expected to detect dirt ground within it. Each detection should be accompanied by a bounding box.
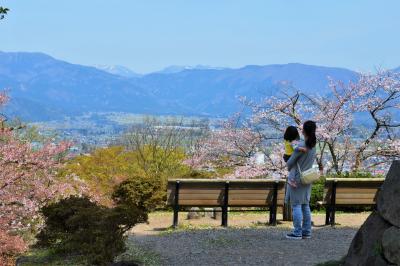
[127,212,370,266]
[131,211,370,236]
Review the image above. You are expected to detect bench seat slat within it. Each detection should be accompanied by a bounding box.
[171,193,285,200]
[325,178,385,182]
[229,188,284,194]
[178,194,223,200]
[229,194,273,200]
[335,193,377,199]
[335,199,376,205]
[172,184,225,190]
[173,200,285,207]
[178,199,222,206]
[169,189,285,195]
[228,199,285,206]
[333,188,380,193]
[169,189,223,194]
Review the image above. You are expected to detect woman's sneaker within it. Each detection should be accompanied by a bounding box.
[302,234,311,239]
[285,233,302,240]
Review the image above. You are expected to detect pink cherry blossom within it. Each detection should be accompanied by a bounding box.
[188,71,400,178]
[0,92,87,261]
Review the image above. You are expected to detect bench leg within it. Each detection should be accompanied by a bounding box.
[172,181,180,229]
[173,209,179,228]
[325,206,330,226]
[269,208,273,225]
[221,181,229,227]
[269,205,277,226]
[283,182,292,221]
[330,181,337,227]
[221,207,228,227]
[269,182,278,226]
[330,207,336,227]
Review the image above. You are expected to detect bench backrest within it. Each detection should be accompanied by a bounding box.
[167,179,286,207]
[323,178,385,205]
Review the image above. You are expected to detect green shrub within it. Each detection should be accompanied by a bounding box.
[176,169,213,179]
[112,175,166,211]
[310,177,325,210]
[326,171,383,179]
[36,196,147,265]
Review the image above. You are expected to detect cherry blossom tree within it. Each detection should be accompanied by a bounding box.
[184,115,260,169]
[185,113,288,179]
[0,92,86,264]
[242,71,400,174]
[312,71,400,172]
[188,70,400,178]
[307,79,358,173]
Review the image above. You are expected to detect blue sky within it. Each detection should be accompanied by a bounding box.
[1,0,399,73]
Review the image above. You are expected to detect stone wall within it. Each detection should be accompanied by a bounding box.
[344,160,400,266]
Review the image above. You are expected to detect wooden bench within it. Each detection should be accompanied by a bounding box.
[167,179,286,228]
[320,178,385,226]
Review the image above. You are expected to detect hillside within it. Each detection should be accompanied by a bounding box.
[136,63,358,115]
[0,51,359,121]
[0,52,158,120]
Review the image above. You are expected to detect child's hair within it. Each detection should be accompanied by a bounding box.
[284,126,300,142]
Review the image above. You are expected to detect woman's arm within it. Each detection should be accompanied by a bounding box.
[286,149,302,171]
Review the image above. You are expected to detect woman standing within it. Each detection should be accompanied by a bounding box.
[285,120,317,240]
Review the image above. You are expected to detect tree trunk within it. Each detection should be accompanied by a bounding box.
[328,143,340,175]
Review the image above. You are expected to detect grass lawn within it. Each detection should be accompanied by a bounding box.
[17,239,160,266]
[17,248,88,266]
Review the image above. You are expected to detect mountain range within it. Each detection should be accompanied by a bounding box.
[93,65,142,78]
[0,51,365,122]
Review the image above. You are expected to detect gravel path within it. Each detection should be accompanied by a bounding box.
[130,227,357,266]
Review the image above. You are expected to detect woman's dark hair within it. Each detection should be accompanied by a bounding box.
[303,120,317,149]
[284,126,300,142]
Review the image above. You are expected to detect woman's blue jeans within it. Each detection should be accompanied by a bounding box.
[291,204,312,236]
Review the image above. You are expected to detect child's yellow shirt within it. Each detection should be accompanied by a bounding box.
[284,140,294,155]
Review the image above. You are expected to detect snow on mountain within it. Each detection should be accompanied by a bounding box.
[94,64,142,78]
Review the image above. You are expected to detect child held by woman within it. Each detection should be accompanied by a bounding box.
[283,126,307,188]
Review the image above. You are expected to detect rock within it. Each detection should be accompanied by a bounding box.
[204,208,215,218]
[187,207,202,219]
[382,226,400,265]
[378,160,400,227]
[15,257,29,266]
[365,255,391,266]
[344,212,391,266]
